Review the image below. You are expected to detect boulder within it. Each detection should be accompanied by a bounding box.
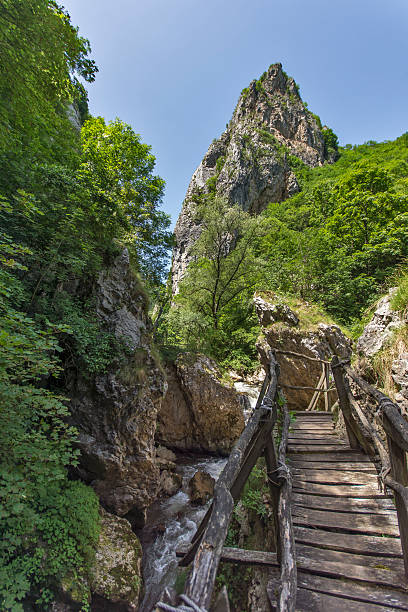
[68,249,167,518]
[156,362,196,450]
[89,508,142,610]
[56,509,142,611]
[159,470,183,497]
[188,470,215,505]
[255,297,352,411]
[357,289,402,357]
[157,353,245,455]
[254,296,299,327]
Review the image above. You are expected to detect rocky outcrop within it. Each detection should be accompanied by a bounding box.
[159,470,182,497]
[90,509,142,610]
[357,289,402,357]
[357,289,408,415]
[188,470,215,505]
[254,295,299,327]
[69,249,167,520]
[172,63,329,293]
[56,509,142,611]
[255,296,352,410]
[157,353,245,454]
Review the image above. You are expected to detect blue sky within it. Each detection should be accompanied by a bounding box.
[63,0,408,228]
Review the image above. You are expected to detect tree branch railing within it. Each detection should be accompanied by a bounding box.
[156,353,297,611]
[273,349,334,412]
[331,356,408,578]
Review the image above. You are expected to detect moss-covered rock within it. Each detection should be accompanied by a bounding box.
[89,508,142,609]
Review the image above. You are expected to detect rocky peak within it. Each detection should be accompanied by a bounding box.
[172,63,329,293]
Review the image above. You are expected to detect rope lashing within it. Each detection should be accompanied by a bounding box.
[379,464,391,494]
[330,358,351,369]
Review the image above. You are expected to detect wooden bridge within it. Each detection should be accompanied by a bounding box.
[156,352,408,612]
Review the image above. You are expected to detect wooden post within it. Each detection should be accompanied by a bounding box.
[331,356,360,449]
[276,398,297,611]
[306,367,325,411]
[386,425,408,578]
[264,435,280,557]
[324,362,330,412]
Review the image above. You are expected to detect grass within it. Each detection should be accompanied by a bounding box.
[390,270,408,315]
[255,290,350,336]
[371,325,408,399]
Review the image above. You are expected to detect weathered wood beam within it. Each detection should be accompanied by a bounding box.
[306,367,326,411]
[343,365,408,452]
[177,546,278,566]
[331,356,361,450]
[265,435,280,553]
[276,397,297,612]
[386,436,408,578]
[183,484,234,609]
[274,349,330,364]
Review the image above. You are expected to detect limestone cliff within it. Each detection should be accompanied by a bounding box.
[172,62,329,293]
[157,353,245,454]
[357,288,408,416]
[68,249,167,523]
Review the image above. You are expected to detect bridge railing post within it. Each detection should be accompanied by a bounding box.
[331,356,360,449]
[382,408,408,578]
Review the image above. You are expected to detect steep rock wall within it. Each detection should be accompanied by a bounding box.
[68,250,167,520]
[172,63,328,293]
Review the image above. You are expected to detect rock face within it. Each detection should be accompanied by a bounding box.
[357,289,402,357]
[157,353,245,454]
[69,249,167,519]
[254,295,299,327]
[188,470,215,505]
[255,296,352,410]
[172,63,329,293]
[357,289,408,415]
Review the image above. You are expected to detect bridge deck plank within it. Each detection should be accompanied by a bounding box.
[272,409,408,610]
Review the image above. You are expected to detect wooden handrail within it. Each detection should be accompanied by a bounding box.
[275,396,297,611]
[171,353,298,611]
[331,357,408,577]
[176,355,281,609]
[274,349,330,364]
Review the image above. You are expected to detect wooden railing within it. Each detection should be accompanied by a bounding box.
[331,356,408,577]
[275,350,335,412]
[157,352,297,611]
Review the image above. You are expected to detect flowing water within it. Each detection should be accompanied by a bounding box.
[138,456,227,611]
[138,382,260,612]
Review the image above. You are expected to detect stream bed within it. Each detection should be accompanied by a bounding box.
[138,382,260,612]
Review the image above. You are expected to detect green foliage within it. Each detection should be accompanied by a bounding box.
[0,0,97,170]
[240,464,268,518]
[0,234,100,610]
[322,126,339,157]
[257,133,408,323]
[0,3,171,609]
[160,197,265,372]
[80,116,171,284]
[390,269,408,314]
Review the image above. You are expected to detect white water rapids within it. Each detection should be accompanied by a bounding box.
[138,382,260,612]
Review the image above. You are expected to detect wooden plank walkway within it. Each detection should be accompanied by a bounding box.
[268,411,408,611]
